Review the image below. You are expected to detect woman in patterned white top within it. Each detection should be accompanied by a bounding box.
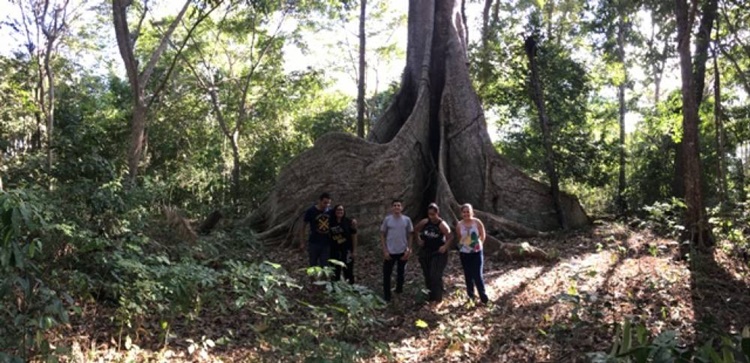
[455,203,489,304]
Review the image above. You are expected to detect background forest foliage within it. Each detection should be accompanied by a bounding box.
[1,0,750,361]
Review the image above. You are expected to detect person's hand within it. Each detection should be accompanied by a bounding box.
[401,248,411,261]
[417,238,424,247]
[438,245,447,254]
[383,250,391,260]
[351,219,358,228]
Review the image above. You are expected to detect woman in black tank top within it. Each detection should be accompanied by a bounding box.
[414,203,453,305]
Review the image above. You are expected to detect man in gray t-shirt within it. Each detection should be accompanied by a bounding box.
[380,199,413,302]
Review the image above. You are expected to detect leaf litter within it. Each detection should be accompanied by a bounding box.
[54,222,750,362]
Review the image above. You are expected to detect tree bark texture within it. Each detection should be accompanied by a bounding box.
[675,0,710,246]
[248,0,588,245]
[524,36,566,230]
[357,0,367,138]
[672,0,717,200]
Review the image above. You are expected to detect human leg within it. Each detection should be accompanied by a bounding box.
[331,247,343,281]
[395,254,406,294]
[419,250,432,298]
[383,257,397,301]
[344,249,355,283]
[460,252,476,300]
[474,251,488,303]
[430,252,449,302]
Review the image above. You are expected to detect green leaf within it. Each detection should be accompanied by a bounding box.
[415,319,428,329]
[328,259,346,268]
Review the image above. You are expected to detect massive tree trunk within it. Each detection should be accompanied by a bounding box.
[675,0,711,246]
[249,0,588,245]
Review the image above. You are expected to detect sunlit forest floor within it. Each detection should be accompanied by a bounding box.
[57,222,750,362]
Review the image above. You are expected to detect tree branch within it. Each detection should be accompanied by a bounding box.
[132,0,149,48]
[112,0,141,96]
[138,0,191,88]
[146,0,223,109]
[718,44,750,96]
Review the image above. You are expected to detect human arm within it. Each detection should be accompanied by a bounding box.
[380,218,391,260]
[298,223,305,250]
[352,233,358,258]
[402,218,414,260]
[380,231,391,260]
[350,219,358,258]
[413,218,427,247]
[476,218,486,243]
[438,221,452,253]
[299,211,309,250]
[454,222,462,249]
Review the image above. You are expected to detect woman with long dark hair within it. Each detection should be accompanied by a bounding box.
[414,203,452,304]
[329,204,358,283]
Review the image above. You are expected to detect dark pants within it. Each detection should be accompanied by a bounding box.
[308,243,330,268]
[383,253,406,301]
[419,249,448,302]
[331,247,354,283]
[460,251,488,303]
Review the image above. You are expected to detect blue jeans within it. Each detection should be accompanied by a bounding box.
[460,251,488,303]
[308,243,330,268]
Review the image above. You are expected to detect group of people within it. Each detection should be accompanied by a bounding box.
[299,193,490,305]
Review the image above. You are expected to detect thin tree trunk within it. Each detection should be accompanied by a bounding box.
[113,0,191,183]
[524,36,566,229]
[693,0,718,105]
[616,12,627,214]
[356,0,367,138]
[654,38,668,105]
[44,50,55,171]
[481,0,493,50]
[672,0,717,201]
[231,132,241,204]
[713,42,726,206]
[127,101,148,182]
[718,45,750,96]
[675,0,710,246]
[737,158,746,203]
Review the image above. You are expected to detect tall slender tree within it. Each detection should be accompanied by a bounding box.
[112,0,218,183]
[674,0,714,246]
[525,35,566,229]
[179,3,291,208]
[15,0,78,171]
[712,33,726,206]
[356,0,367,138]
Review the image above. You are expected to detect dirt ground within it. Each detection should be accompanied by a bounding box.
[60,221,750,362]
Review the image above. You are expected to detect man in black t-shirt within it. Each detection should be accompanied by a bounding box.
[299,192,332,267]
